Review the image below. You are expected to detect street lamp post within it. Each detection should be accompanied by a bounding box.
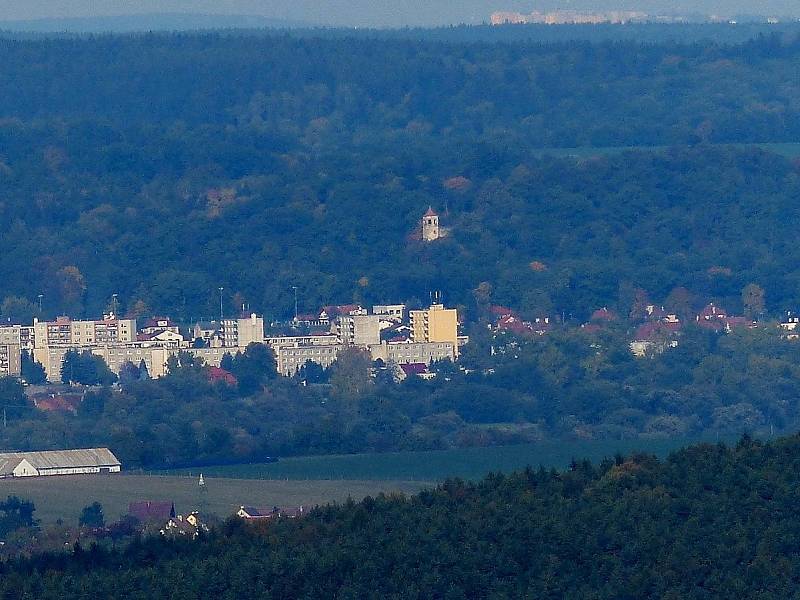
[218,287,224,322]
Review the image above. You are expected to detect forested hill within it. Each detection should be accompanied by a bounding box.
[3,435,800,598]
[2,33,800,319]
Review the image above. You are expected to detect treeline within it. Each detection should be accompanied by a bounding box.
[3,324,800,467]
[1,34,800,319]
[2,434,800,597]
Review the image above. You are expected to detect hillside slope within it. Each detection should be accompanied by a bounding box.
[0,34,800,319]
[2,435,799,598]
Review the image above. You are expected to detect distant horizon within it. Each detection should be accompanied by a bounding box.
[0,2,796,29]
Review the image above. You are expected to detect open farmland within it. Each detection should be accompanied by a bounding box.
[0,475,428,525]
[162,436,742,482]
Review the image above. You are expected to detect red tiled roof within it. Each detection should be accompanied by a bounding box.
[424,206,438,217]
[496,315,533,335]
[208,367,237,386]
[129,501,175,522]
[33,394,81,414]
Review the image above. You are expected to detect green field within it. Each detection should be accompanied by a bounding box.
[1,436,750,525]
[0,475,428,525]
[160,436,741,482]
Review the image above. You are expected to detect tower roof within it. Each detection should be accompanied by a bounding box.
[424,206,438,217]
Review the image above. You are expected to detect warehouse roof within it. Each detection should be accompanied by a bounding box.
[0,448,120,471]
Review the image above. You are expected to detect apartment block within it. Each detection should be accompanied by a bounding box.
[334,315,381,346]
[220,313,265,348]
[33,316,136,348]
[276,343,344,377]
[35,344,252,382]
[409,304,459,356]
[0,344,21,377]
[369,341,456,365]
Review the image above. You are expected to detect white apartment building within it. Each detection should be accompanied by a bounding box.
[276,343,344,376]
[0,325,35,350]
[221,313,264,348]
[334,315,381,346]
[35,344,253,382]
[0,344,21,377]
[369,341,456,365]
[33,315,136,348]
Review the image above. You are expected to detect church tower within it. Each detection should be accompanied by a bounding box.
[422,207,440,242]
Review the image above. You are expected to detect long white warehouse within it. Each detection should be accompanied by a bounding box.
[0,448,121,478]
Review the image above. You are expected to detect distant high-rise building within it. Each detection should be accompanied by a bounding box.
[409,304,459,357]
[334,314,381,346]
[221,313,264,348]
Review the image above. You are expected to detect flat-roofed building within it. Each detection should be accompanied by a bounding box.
[0,344,21,377]
[334,314,381,346]
[0,448,121,478]
[409,304,459,356]
[34,316,136,348]
[221,313,264,348]
[267,333,339,348]
[369,341,456,365]
[276,343,344,376]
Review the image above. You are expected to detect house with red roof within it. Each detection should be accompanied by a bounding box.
[129,501,176,523]
[696,303,754,333]
[207,367,237,386]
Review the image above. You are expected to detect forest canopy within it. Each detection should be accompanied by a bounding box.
[0,33,800,320]
[1,435,799,598]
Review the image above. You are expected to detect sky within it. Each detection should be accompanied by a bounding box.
[0,1,795,27]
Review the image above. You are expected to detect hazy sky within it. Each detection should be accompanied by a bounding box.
[0,1,795,27]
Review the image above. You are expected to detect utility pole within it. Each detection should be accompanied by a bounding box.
[3,408,6,428]
[292,286,298,322]
[37,294,43,315]
[218,287,224,322]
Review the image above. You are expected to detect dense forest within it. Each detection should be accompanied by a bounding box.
[2,435,800,597]
[1,33,800,320]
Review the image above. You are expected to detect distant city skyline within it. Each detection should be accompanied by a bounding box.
[0,1,796,28]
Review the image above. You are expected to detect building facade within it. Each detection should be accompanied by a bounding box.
[0,448,121,478]
[0,344,21,377]
[276,343,344,376]
[33,316,136,348]
[221,313,264,348]
[369,341,456,365]
[409,304,459,356]
[334,314,381,346]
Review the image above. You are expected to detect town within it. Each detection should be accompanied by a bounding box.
[0,210,792,387]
